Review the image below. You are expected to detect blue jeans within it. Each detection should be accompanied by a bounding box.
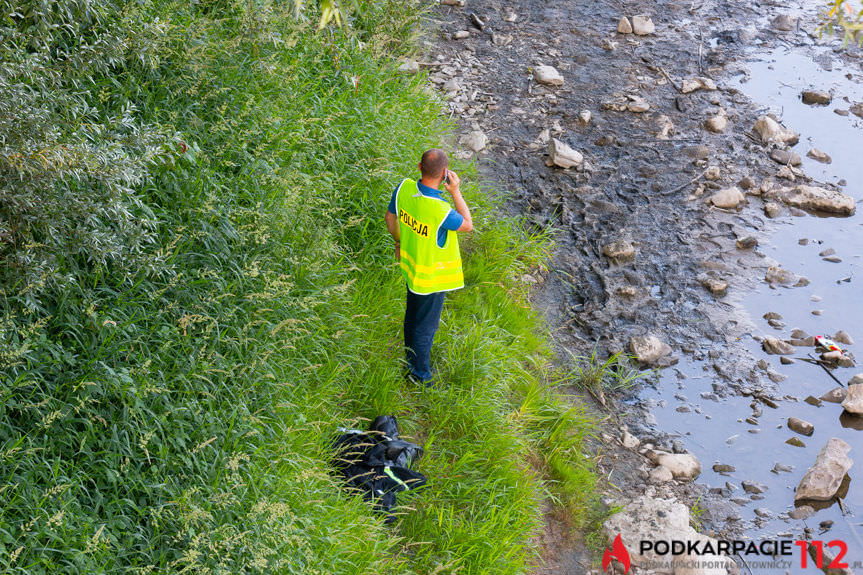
[404,288,446,382]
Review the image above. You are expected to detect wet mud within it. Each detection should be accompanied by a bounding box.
[425,0,863,572]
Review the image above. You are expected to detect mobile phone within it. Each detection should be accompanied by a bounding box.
[443,169,450,185]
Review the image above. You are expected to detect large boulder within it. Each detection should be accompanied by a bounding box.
[795,438,853,502]
[778,185,855,216]
[841,383,863,415]
[753,116,799,146]
[603,496,734,575]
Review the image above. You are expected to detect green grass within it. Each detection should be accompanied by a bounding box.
[0,1,598,573]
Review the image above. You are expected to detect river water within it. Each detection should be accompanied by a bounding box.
[636,2,863,570]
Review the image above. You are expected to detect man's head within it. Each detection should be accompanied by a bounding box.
[419,148,448,183]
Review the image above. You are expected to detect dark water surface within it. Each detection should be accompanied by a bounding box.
[638,8,863,572]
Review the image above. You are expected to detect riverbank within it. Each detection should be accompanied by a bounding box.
[425,0,862,571]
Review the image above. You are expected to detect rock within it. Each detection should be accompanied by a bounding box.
[821,387,847,404]
[841,383,863,415]
[802,89,832,105]
[704,166,721,180]
[602,239,635,263]
[462,130,488,152]
[629,335,672,366]
[534,65,564,86]
[453,30,470,40]
[780,356,794,364]
[649,465,674,483]
[713,463,736,473]
[788,417,814,436]
[579,110,591,123]
[770,149,802,166]
[765,266,798,286]
[705,113,728,133]
[699,275,728,296]
[442,78,461,92]
[806,148,832,163]
[764,201,782,218]
[789,505,815,519]
[762,336,795,355]
[772,14,796,31]
[617,16,632,34]
[787,437,806,447]
[772,463,794,474]
[657,453,701,481]
[546,138,583,169]
[795,438,853,502]
[778,185,855,216]
[754,507,772,518]
[621,429,640,449]
[681,77,718,93]
[850,102,863,118]
[710,186,744,209]
[736,236,757,249]
[738,176,756,190]
[683,145,710,159]
[603,496,734,574]
[468,12,485,30]
[440,0,465,5]
[656,115,674,139]
[397,60,420,74]
[631,15,655,35]
[753,116,799,146]
[777,165,797,181]
[742,480,767,494]
[502,11,517,22]
[834,331,854,345]
[627,98,650,113]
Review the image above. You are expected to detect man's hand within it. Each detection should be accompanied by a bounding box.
[443,170,473,233]
[443,169,461,195]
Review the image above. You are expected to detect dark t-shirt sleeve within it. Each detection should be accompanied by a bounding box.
[441,209,463,231]
[387,184,399,214]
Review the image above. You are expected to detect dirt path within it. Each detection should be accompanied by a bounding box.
[424,0,862,572]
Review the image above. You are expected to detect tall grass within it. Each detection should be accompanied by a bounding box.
[0,1,597,573]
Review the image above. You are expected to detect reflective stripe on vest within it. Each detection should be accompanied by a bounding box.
[395,178,464,295]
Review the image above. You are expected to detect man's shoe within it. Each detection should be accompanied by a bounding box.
[405,371,436,389]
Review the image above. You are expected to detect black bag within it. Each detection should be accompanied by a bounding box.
[331,416,427,523]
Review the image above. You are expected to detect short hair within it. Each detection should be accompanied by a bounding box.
[420,149,448,179]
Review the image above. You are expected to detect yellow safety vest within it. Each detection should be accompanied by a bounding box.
[395,178,464,295]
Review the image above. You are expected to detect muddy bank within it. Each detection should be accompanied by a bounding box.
[423,0,862,572]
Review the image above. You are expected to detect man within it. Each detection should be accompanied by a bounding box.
[385,149,473,386]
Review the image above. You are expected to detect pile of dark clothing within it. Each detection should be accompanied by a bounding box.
[331,415,427,523]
